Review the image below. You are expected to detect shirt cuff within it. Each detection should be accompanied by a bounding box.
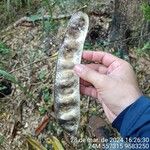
[112,96,150,137]
[112,103,131,131]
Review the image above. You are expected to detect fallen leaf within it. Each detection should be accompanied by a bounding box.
[26,136,47,150]
[47,136,64,150]
[87,116,112,139]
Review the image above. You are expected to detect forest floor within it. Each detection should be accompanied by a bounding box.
[0,1,150,150]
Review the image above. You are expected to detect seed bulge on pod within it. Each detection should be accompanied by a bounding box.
[59,59,74,70]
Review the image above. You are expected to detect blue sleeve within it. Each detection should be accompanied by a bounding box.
[112,96,150,137]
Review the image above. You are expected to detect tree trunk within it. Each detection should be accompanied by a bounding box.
[109,0,150,60]
[21,0,27,7]
[108,0,129,59]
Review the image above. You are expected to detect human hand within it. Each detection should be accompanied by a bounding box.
[73,51,142,122]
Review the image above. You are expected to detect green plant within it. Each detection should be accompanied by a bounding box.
[0,69,34,99]
[41,0,59,34]
[39,106,47,115]
[137,42,150,55]
[0,41,11,72]
[41,0,90,34]
[0,84,7,91]
[0,0,39,30]
[6,0,31,11]
[43,88,51,103]
[141,3,150,21]
[38,68,48,81]
[0,70,18,84]
[84,41,94,50]
[0,134,4,145]
[38,87,52,115]
[0,42,10,55]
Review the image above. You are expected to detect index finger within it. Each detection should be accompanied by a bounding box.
[82,51,121,67]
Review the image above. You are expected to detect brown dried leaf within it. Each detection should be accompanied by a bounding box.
[87,116,112,139]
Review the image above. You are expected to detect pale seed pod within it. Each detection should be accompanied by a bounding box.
[54,11,89,134]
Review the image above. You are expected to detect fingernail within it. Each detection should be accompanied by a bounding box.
[74,64,84,75]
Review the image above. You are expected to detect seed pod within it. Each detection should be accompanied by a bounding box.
[54,11,89,134]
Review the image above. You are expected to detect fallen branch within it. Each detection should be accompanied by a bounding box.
[13,14,71,27]
[3,5,87,30]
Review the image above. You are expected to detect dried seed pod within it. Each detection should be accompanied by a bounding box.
[54,11,89,134]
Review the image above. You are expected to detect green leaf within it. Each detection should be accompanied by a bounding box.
[39,106,47,115]
[141,3,150,21]
[142,42,150,51]
[43,20,51,32]
[84,41,94,50]
[28,15,41,22]
[0,84,7,90]
[0,134,4,145]
[137,42,150,55]
[0,69,18,84]
[0,70,35,100]
[39,69,47,81]
[43,88,51,102]
[0,41,10,55]
[43,91,50,102]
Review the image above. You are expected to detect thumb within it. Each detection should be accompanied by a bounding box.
[73,64,109,89]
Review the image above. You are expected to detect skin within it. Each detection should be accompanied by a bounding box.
[73,51,142,122]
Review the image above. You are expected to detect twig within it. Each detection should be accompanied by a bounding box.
[108,33,150,45]
[14,5,87,27]
[9,53,58,73]
[13,14,71,27]
[3,5,88,29]
[8,33,150,74]
[76,5,87,12]
[35,114,50,136]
